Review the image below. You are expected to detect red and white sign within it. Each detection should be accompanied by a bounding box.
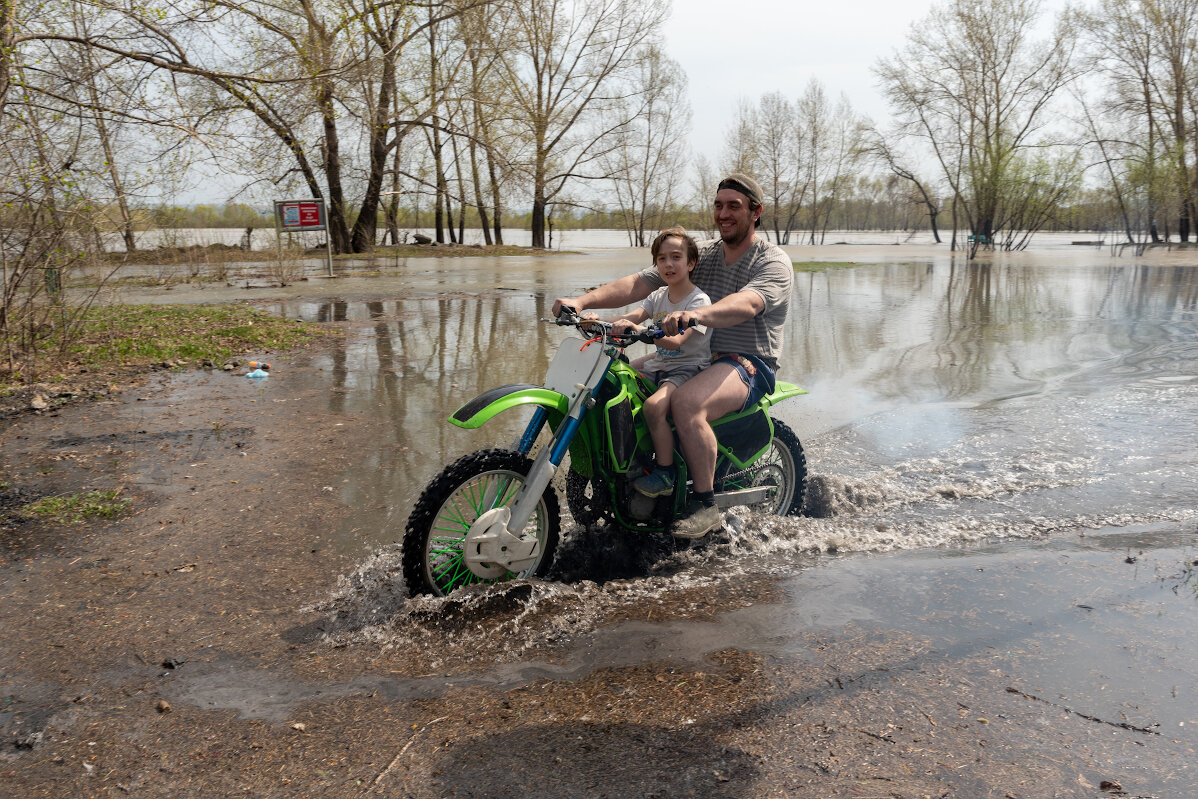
[275,199,326,230]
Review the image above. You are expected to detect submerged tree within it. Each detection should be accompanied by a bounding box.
[1078,0,1198,244]
[874,0,1082,256]
[864,129,943,242]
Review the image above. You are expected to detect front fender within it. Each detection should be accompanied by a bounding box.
[450,383,569,429]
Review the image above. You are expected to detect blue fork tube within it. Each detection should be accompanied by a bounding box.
[515,407,549,455]
[515,354,612,461]
[515,403,589,464]
[549,413,585,465]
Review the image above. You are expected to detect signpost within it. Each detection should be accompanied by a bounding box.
[273,198,333,277]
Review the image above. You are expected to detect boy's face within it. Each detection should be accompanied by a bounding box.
[655,237,693,286]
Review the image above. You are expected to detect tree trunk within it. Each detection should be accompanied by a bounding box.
[469,137,491,245]
[451,131,465,244]
[349,32,398,254]
[432,126,447,243]
[0,0,12,121]
[489,152,504,245]
[82,46,136,252]
[318,82,351,254]
[531,194,547,249]
[385,136,402,245]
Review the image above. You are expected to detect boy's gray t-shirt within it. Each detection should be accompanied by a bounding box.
[638,284,711,375]
[636,237,792,370]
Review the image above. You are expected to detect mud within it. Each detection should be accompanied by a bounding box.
[0,345,1190,798]
[3,246,1197,797]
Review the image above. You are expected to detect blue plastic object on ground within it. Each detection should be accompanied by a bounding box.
[246,368,270,379]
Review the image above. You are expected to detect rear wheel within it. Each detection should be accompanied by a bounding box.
[402,449,560,597]
[565,468,615,528]
[717,418,807,516]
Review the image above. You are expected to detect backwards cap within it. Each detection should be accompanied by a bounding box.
[717,173,764,207]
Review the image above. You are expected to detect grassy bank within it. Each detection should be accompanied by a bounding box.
[2,303,330,397]
[793,260,868,272]
[103,242,560,267]
[60,304,323,368]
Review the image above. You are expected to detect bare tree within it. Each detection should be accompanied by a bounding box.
[752,92,799,243]
[874,0,1081,256]
[720,98,757,176]
[603,45,690,246]
[793,81,865,245]
[493,0,668,248]
[864,128,943,242]
[1079,0,1198,244]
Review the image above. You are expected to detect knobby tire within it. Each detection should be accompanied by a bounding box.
[402,449,560,597]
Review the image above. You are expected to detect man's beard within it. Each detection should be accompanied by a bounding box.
[721,225,750,247]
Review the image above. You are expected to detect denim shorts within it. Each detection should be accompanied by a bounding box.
[712,353,776,412]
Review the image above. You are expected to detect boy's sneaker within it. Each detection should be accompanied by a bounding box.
[672,503,722,539]
[633,466,674,497]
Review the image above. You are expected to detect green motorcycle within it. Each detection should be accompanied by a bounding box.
[402,307,808,597]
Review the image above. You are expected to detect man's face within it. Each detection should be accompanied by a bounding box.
[713,188,757,247]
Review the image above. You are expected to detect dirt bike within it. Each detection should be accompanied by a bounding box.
[401,307,809,597]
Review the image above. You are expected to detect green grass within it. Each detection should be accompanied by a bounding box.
[65,304,323,368]
[21,489,131,524]
[792,260,865,272]
[3,302,332,390]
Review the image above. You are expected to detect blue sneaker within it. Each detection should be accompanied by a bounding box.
[634,466,674,497]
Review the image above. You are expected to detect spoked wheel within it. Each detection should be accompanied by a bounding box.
[565,468,615,528]
[402,449,560,597]
[716,418,807,516]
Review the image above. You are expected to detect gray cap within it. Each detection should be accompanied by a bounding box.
[717,173,764,207]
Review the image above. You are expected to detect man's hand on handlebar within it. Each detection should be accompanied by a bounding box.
[659,310,701,337]
[552,298,585,319]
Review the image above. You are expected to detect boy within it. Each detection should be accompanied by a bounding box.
[585,227,711,497]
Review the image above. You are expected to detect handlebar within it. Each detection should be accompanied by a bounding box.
[545,305,697,346]
[546,306,661,345]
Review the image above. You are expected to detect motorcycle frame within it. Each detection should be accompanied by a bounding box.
[449,331,807,539]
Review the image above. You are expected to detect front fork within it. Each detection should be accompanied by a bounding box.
[463,386,594,575]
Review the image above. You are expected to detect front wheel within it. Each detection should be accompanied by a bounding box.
[402,449,560,597]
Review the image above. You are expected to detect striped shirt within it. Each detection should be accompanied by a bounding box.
[636,237,792,370]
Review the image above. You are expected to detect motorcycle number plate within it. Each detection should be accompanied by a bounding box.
[544,337,607,399]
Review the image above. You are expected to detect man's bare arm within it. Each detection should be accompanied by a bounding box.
[661,289,764,334]
[552,274,654,317]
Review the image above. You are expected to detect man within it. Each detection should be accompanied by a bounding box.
[552,174,793,538]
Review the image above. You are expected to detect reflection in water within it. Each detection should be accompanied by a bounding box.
[270,261,1197,557]
[270,293,566,551]
[790,262,1198,436]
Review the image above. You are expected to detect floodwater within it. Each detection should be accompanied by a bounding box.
[209,248,1198,556]
[117,243,1198,567]
[124,244,1198,792]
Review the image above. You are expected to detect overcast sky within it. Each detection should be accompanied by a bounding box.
[661,0,937,164]
[662,0,1068,171]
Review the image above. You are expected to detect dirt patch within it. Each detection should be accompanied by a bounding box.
[0,336,1188,798]
[0,367,149,422]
